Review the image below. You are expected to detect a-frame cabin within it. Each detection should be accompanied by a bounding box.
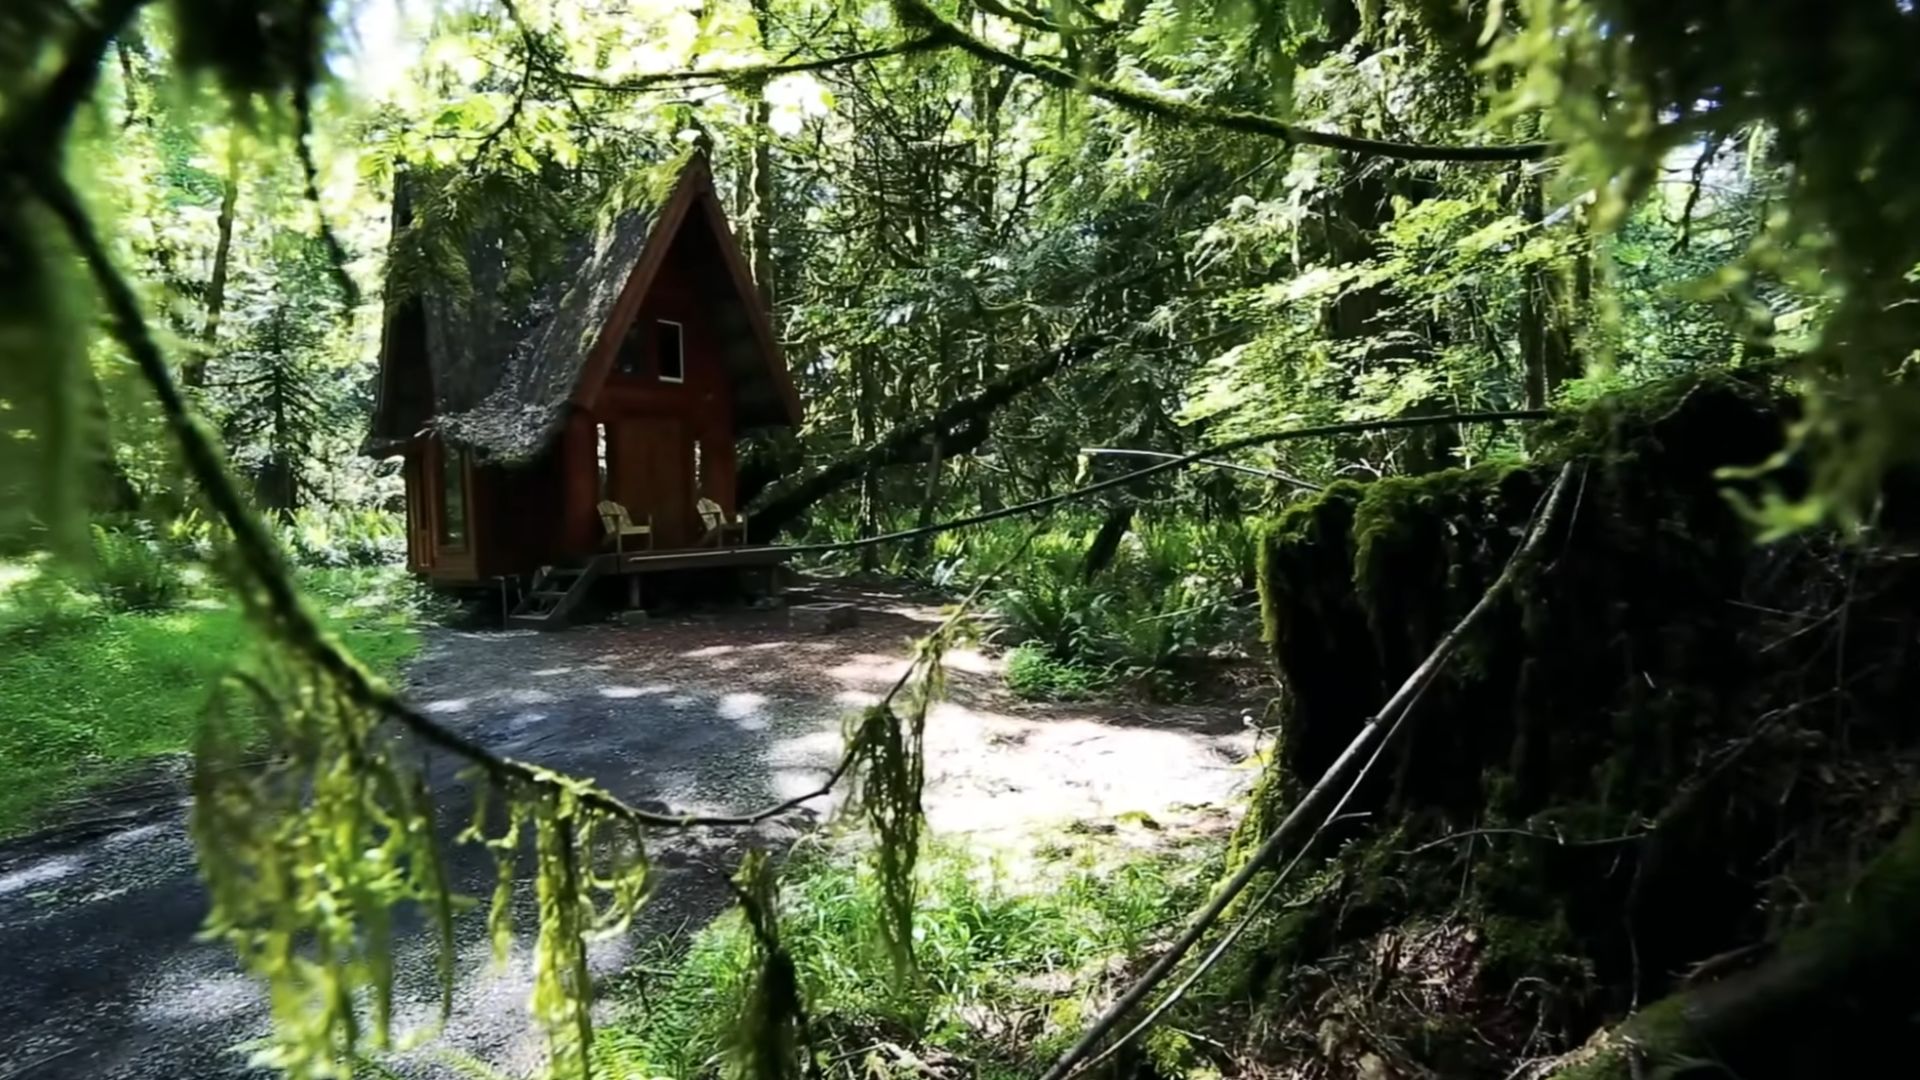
[365,155,800,621]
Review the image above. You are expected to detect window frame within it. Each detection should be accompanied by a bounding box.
[655,319,686,384]
[437,442,470,551]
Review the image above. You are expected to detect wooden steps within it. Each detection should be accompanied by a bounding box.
[507,560,604,629]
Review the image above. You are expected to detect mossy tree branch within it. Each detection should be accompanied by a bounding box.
[892,0,1553,162]
[554,35,944,93]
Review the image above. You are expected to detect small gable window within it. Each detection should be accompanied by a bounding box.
[656,320,685,383]
[617,320,647,376]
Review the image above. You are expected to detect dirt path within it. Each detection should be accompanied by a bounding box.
[0,586,1255,1079]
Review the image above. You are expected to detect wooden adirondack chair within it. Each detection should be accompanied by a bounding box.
[598,500,654,553]
[696,497,747,547]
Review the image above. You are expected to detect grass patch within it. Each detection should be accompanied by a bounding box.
[598,835,1220,1079]
[0,563,429,837]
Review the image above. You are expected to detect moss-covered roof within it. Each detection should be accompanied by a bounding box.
[365,155,798,461]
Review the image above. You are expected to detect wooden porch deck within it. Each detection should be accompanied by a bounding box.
[509,545,791,629]
[595,544,791,574]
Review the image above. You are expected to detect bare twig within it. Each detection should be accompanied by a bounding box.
[6,0,151,149]
[1065,698,1423,1080]
[1037,462,1577,1080]
[1397,825,1651,857]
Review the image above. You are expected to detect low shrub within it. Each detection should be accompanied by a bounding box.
[1004,643,1111,701]
[943,516,1259,700]
[281,507,406,568]
[89,523,186,612]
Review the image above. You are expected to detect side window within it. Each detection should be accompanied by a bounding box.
[656,320,685,383]
[439,445,468,547]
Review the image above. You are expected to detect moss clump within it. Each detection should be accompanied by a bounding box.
[1231,367,1920,1075]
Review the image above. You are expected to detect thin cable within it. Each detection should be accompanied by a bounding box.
[1080,446,1324,490]
[649,411,1549,567]
[1063,691,1424,1079]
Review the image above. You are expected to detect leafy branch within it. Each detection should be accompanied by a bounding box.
[892,0,1554,163]
[509,0,1552,162]
[556,35,945,93]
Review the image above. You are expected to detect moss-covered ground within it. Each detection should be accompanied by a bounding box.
[0,564,425,837]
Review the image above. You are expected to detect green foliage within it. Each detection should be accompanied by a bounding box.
[953,516,1257,699]
[724,851,810,1080]
[88,522,188,612]
[7,0,1920,1074]
[280,507,405,568]
[842,694,934,976]
[599,838,1217,1078]
[1004,644,1110,701]
[0,564,420,837]
[1489,0,1920,524]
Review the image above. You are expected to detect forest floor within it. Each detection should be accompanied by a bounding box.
[0,581,1258,1080]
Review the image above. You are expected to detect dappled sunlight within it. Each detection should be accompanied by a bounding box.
[136,970,257,1026]
[101,822,166,851]
[680,644,737,659]
[0,854,85,897]
[823,652,911,689]
[939,647,997,676]
[914,699,1252,836]
[768,766,842,806]
[0,559,43,597]
[596,683,672,699]
[765,728,842,770]
[421,697,470,714]
[505,710,550,734]
[715,692,768,722]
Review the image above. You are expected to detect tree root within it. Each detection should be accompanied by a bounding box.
[1547,815,1920,1079]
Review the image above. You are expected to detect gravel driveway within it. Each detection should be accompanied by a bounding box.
[0,587,1254,1079]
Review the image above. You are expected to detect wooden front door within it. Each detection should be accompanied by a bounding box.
[612,418,691,547]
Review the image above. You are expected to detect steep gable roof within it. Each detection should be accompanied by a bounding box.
[365,154,799,462]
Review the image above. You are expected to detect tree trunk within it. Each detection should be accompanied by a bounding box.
[259,370,295,514]
[747,0,776,306]
[1518,171,1580,412]
[186,149,240,389]
[1081,504,1135,582]
[906,434,944,564]
[856,348,880,572]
